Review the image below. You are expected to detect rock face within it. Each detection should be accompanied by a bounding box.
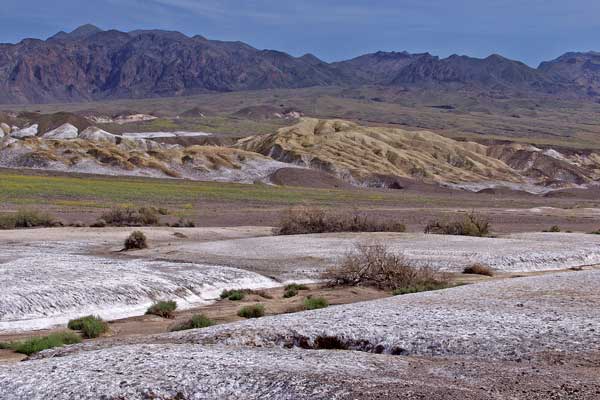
[539,51,600,95]
[41,123,78,139]
[10,124,38,139]
[0,123,10,135]
[0,25,595,104]
[78,126,118,144]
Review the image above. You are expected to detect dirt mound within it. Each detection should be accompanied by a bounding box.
[237,118,521,185]
[269,167,352,189]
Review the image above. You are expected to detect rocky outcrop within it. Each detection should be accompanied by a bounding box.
[10,124,38,139]
[42,123,78,139]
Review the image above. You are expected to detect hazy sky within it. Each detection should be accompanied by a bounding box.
[1,0,599,66]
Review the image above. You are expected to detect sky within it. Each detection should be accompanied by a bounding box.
[1,0,599,66]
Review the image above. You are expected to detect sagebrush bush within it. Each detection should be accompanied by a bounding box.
[424,212,490,237]
[283,288,298,298]
[463,263,494,277]
[304,297,329,310]
[1,332,81,356]
[67,315,108,338]
[237,304,265,318]
[277,207,405,235]
[146,300,177,318]
[323,243,449,291]
[97,207,161,227]
[171,218,195,228]
[0,209,58,230]
[170,314,215,332]
[124,231,148,250]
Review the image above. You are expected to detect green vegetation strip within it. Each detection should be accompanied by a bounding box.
[0,171,393,207]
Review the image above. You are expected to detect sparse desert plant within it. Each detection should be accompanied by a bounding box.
[124,231,148,250]
[0,209,58,230]
[591,229,600,235]
[146,300,177,318]
[1,332,81,356]
[277,206,405,235]
[304,296,329,310]
[323,242,449,291]
[425,212,490,237]
[284,283,309,291]
[67,315,108,338]
[237,304,265,318]
[97,206,161,227]
[90,218,107,228]
[392,282,450,295]
[170,314,215,332]
[463,263,494,277]
[283,288,298,298]
[220,289,246,301]
[171,218,195,228]
[543,225,561,233]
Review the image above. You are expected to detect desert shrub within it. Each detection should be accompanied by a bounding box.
[98,207,161,227]
[90,219,107,228]
[543,225,561,233]
[424,212,490,237]
[67,315,108,339]
[284,283,309,291]
[323,243,449,291]
[591,230,600,235]
[283,288,298,298]
[220,289,246,301]
[392,282,450,295]
[304,296,329,310]
[463,263,494,277]
[124,231,148,250]
[171,218,196,228]
[146,300,177,318]
[2,332,81,356]
[0,209,57,230]
[237,304,265,319]
[170,314,214,332]
[277,206,405,235]
[157,208,169,215]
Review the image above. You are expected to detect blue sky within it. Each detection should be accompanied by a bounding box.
[1,0,599,66]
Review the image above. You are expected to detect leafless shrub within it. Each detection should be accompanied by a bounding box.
[425,211,490,237]
[98,206,160,227]
[463,263,494,276]
[322,242,449,291]
[277,206,405,235]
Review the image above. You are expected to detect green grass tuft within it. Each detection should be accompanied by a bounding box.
[304,297,329,310]
[146,300,177,318]
[237,304,265,319]
[170,314,215,332]
[67,315,108,338]
[1,332,81,356]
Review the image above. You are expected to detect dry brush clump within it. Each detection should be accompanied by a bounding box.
[425,212,490,237]
[124,231,148,250]
[323,242,449,293]
[277,206,405,235]
[0,209,59,230]
[463,263,494,277]
[97,206,162,227]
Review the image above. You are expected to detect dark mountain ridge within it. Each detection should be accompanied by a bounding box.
[0,25,596,104]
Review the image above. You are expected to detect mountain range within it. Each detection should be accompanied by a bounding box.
[1,24,600,104]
